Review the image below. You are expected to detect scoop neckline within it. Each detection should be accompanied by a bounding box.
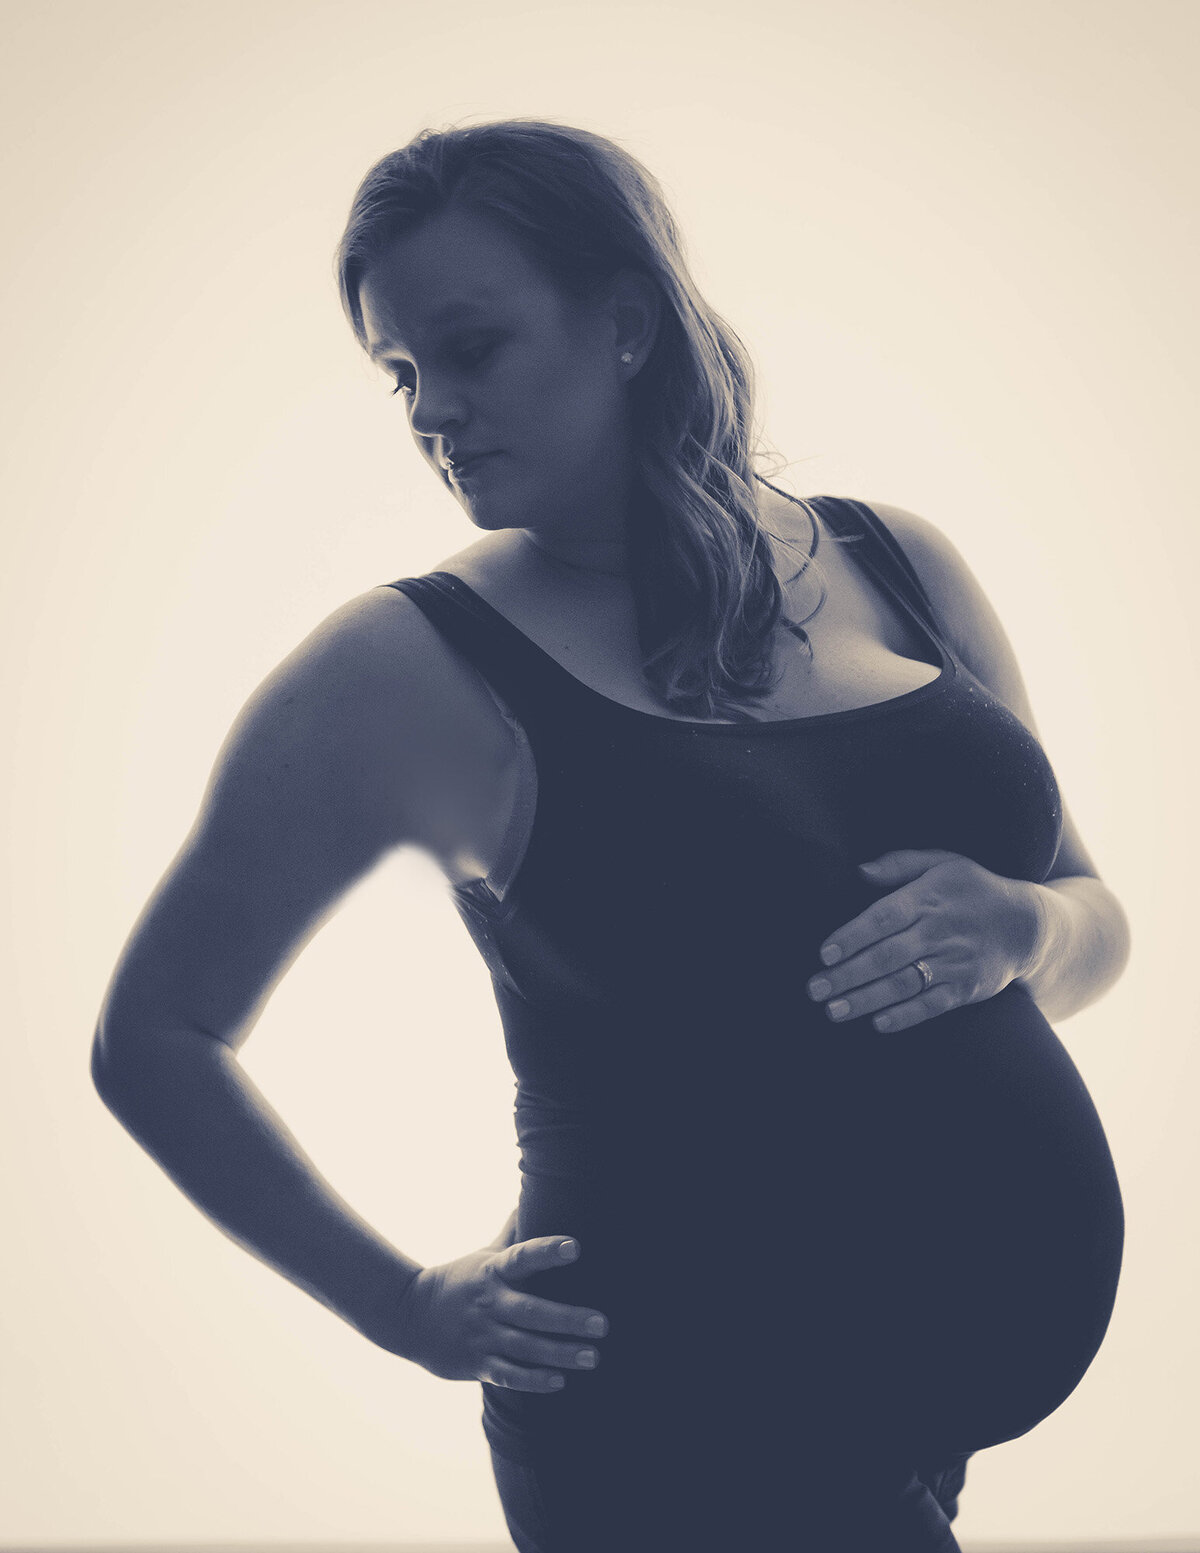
[426,561,956,735]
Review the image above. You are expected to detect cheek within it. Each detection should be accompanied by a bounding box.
[519,349,616,453]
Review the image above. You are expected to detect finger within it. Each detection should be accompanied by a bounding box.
[818,890,922,969]
[491,1322,602,1372]
[819,962,934,1023]
[872,981,960,1033]
[497,1288,610,1340]
[480,1354,568,1394]
[497,1236,581,1286]
[807,925,926,1005]
[860,848,955,878]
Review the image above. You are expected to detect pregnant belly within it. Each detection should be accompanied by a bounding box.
[508,983,1124,1460]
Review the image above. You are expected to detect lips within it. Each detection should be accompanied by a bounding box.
[447,452,501,481]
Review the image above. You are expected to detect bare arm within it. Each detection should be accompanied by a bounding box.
[866,499,1132,1022]
[1014,874,1131,1024]
[92,1022,424,1348]
[91,588,487,1356]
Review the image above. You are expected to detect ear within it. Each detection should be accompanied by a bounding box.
[608,266,662,370]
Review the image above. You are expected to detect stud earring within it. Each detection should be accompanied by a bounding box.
[620,352,634,364]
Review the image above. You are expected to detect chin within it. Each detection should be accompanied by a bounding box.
[460,501,517,534]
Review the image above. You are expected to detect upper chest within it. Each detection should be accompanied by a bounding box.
[434,493,942,724]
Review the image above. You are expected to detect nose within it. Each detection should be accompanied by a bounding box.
[406,372,469,446]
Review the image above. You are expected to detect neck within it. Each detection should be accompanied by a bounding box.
[520,529,631,581]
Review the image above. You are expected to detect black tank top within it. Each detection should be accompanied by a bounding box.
[384,494,1121,1541]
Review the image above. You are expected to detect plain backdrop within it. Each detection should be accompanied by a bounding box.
[2,0,1197,1545]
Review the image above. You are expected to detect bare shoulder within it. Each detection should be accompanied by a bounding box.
[201,584,514,855]
[855,501,1008,687]
[93,585,518,1054]
[281,583,512,737]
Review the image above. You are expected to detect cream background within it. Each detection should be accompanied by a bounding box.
[2,0,1197,1544]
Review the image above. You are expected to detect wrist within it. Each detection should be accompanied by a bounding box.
[348,1254,426,1359]
[1012,878,1052,986]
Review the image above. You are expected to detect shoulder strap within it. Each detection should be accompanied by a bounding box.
[382,573,571,732]
[809,494,955,658]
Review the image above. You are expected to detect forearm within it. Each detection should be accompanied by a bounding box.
[91,1025,423,1353]
[1014,874,1131,1023]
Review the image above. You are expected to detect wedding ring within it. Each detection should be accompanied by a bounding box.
[913,958,934,991]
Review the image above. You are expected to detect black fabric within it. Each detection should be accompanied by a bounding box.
[489,1440,973,1552]
[386,494,1124,1551]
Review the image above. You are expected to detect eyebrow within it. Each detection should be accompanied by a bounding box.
[365,300,497,361]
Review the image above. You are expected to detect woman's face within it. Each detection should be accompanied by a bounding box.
[357,203,639,545]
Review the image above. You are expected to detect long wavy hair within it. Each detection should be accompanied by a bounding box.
[334,117,849,722]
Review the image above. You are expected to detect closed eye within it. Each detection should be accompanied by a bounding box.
[387,338,498,400]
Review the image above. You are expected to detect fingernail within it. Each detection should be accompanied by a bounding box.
[560,1239,578,1258]
[809,978,832,1000]
[577,1350,597,1368]
[821,944,842,966]
[828,999,850,1020]
[585,1316,607,1337]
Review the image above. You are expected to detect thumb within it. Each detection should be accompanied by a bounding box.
[498,1235,580,1285]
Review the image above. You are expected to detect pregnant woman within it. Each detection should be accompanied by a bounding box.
[92,119,1128,1551]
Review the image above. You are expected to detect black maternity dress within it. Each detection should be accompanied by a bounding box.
[384,493,1124,1552]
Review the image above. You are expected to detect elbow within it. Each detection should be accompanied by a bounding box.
[91,1020,134,1116]
[1087,874,1133,979]
[1107,888,1133,988]
[89,1014,168,1118]
[91,1014,234,1113]
[1075,875,1134,1002]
